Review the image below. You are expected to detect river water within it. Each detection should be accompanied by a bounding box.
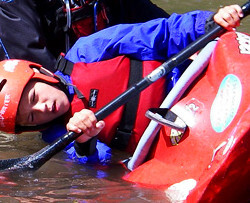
[0,132,169,202]
[154,0,249,33]
[0,0,249,202]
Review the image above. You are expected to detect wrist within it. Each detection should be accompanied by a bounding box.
[74,137,97,156]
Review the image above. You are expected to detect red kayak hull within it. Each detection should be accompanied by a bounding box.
[123,32,250,202]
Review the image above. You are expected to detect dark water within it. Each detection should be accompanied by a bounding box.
[0,133,169,202]
[0,1,249,202]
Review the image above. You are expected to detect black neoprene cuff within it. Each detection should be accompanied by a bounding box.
[205,13,216,33]
[74,137,97,156]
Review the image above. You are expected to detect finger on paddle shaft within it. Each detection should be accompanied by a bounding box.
[0,1,249,171]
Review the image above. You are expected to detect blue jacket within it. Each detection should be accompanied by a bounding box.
[42,10,213,164]
[65,11,212,63]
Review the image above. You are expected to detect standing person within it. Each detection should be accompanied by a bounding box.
[0,0,170,72]
[0,0,57,71]
[0,5,243,162]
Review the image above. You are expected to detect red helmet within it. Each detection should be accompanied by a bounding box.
[0,59,59,133]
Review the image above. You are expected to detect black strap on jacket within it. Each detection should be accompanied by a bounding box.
[54,54,74,75]
[110,59,143,150]
[54,55,85,99]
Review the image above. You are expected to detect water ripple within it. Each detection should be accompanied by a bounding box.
[0,133,16,144]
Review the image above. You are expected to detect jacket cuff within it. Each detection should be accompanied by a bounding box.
[74,137,97,156]
[205,13,216,33]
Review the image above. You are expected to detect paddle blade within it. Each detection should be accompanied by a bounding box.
[0,156,29,170]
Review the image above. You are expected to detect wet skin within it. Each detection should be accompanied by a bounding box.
[16,80,70,126]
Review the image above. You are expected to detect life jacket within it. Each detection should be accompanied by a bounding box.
[56,55,166,153]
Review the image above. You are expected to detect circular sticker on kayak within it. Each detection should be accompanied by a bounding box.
[210,74,242,133]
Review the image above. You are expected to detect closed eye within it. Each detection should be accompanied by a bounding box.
[28,90,36,123]
[32,90,36,102]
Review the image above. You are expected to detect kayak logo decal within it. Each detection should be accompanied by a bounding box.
[236,32,250,55]
[210,74,242,133]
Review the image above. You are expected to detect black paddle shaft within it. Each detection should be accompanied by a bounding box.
[1,1,249,170]
[95,0,250,120]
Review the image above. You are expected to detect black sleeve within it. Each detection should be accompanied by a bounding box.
[0,0,56,71]
[74,137,97,156]
[205,13,216,33]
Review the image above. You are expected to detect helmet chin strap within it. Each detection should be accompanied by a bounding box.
[55,73,85,99]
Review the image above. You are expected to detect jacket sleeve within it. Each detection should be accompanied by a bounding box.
[65,10,213,63]
[0,0,57,71]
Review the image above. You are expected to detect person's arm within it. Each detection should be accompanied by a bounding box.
[206,5,243,32]
[65,4,243,64]
[65,10,212,63]
[65,5,243,153]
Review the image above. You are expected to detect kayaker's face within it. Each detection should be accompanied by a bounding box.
[16,80,70,126]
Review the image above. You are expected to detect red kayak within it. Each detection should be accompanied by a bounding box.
[123,31,250,202]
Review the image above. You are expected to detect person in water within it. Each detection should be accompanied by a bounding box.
[0,5,244,162]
